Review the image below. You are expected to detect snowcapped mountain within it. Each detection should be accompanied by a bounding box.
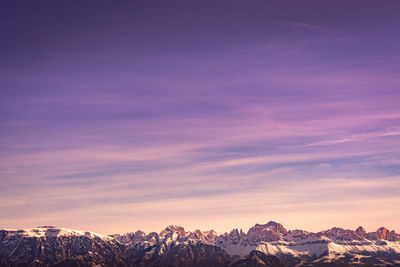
[1,222,400,266]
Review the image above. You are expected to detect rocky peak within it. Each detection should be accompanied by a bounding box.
[319,227,363,241]
[143,232,159,244]
[377,227,389,239]
[355,226,366,237]
[284,229,312,241]
[375,227,400,241]
[239,228,245,237]
[113,229,148,244]
[204,229,218,241]
[246,221,287,242]
[188,229,207,242]
[265,221,287,234]
[160,225,186,237]
[229,228,241,241]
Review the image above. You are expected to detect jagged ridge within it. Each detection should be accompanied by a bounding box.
[2,221,400,266]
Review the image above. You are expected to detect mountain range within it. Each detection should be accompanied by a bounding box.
[1,221,400,266]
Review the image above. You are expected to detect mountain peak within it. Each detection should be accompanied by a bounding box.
[355,226,366,237]
[265,221,279,226]
[377,227,389,239]
[247,221,287,242]
[160,225,186,240]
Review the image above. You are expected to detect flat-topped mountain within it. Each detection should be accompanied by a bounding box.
[2,222,400,266]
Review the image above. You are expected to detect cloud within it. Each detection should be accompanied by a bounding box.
[305,129,400,147]
[284,21,326,31]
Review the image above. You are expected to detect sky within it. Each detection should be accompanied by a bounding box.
[1,0,400,235]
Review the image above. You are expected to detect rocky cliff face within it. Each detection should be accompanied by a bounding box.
[246,221,287,243]
[2,221,400,266]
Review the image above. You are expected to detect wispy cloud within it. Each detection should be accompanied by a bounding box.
[305,129,400,146]
[283,21,326,31]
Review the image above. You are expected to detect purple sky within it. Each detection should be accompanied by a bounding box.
[1,1,400,234]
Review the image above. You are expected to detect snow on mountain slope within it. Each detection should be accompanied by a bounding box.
[256,238,400,258]
[2,226,113,240]
[2,221,400,266]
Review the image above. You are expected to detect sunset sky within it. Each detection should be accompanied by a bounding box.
[1,1,400,234]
